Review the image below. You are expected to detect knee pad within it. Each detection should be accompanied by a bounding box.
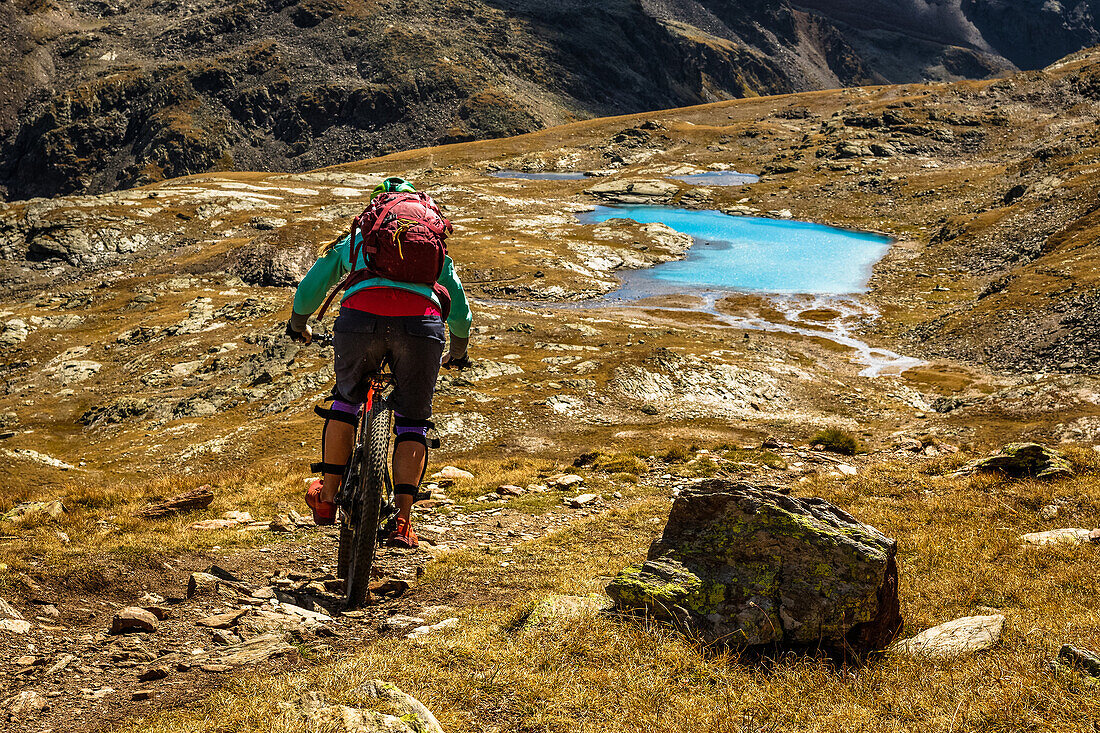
[310,401,360,475]
[394,415,440,449]
[393,414,440,488]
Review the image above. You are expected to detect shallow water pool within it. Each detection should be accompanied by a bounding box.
[579,205,891,295]
[668,171,759,186]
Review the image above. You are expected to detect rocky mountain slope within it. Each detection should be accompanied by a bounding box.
[2,0,1098,200]
[2,46,1100,492]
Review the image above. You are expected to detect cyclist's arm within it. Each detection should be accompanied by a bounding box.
[438,257,471,364]
[289,235,352,331]
[439,256,472,343]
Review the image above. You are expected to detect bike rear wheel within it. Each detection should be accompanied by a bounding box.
[345,394,393,608]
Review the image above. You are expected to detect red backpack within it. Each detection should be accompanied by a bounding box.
[317,191,452,319]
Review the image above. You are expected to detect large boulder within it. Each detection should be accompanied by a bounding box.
[606,480,902,653]
[959,442,1073,480]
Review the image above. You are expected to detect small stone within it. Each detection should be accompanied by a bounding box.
[893,615,1005,659]
[210,629,239,646]
[189,519,241,531]
[14,655,37,667]
[431,466,474,481]
[138,665,169,682]
[143,605,171,620]
[406,617,458,639]
[269,514,294,532]
[45,654,75,675]
[132,690,154,701]
[222,510,253,522]
[379,615,425,633]
[568,493,598,508]
[1090,529,1100,543]
[836,464,858,476]
[1039,504,1060,521]
[0,619,32,634]
[110,607,158,634]
[498,485,524,496]
[551,474,584,489]
[4,690,48,716]
[187,572,220,598]
[196,609,247,629]
[1054,644,1100,679]
[1019,528,1092,547]
[200,664,232,673]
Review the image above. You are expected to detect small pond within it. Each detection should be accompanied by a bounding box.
[577,205,919,376]
[489,170,589,181]
[668,171,759,186]
[579,205,891,295]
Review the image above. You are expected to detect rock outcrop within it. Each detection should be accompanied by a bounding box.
[607,480,902,654]
[5,0,1095,200]
[957,443,1074,480]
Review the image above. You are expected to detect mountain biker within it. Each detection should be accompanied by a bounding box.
[285,177,472,548]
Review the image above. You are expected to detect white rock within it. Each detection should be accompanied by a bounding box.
[277,602,332,623]
[551,474,584,488]
[568,493,598,508]
[380,615,425,633]
[893,615,1005,659]
[4,690,48,716]
[189,519,242,531]
[0,619,32,634]
[406,617,458,639]
[431,466,473,481]
[837,464,858,476]
[1019,528,1092,546]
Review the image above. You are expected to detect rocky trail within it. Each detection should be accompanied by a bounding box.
[0,442,905,732]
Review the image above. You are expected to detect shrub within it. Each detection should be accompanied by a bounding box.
[810,427,861,456]
[662,445,693,463]
[594,453,649,474]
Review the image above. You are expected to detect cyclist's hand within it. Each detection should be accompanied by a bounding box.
[442,352,471,370]
[286,320,312,344]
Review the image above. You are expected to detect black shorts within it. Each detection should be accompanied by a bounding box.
[332,307,445,420]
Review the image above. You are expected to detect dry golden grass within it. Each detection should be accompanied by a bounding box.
[115,450,1100,733]
[0,466,311,591]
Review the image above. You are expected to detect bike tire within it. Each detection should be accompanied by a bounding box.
[345,395,392,608]
[337,444,363,582]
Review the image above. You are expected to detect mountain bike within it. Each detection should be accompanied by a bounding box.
[337,368,399,609]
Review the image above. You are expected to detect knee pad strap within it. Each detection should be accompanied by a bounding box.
[315,405,359,427]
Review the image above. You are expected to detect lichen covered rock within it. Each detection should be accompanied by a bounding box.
[958,442,1073,480]
[606,480,902,653]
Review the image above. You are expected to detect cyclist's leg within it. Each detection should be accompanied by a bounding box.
[327,309,386,503]
[319,400,359,504]
[386,315,445,523]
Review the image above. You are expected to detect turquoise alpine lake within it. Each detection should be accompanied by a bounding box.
[579,205,891,295]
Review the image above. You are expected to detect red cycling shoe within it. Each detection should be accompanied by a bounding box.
[305,479,337,526]
[387,516,419,549]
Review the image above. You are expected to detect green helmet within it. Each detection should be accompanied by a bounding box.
[370,177,416,200]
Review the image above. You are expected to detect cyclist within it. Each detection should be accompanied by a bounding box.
[285,177,472,548]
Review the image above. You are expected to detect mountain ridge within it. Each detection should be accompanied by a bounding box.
[2,0,1097,201]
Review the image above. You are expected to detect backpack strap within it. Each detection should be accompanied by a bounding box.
[364,194,412,247]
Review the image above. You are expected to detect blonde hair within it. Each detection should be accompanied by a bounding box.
[319,230,347,255]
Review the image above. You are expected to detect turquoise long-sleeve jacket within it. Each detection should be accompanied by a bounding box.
[291,232,473,338]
